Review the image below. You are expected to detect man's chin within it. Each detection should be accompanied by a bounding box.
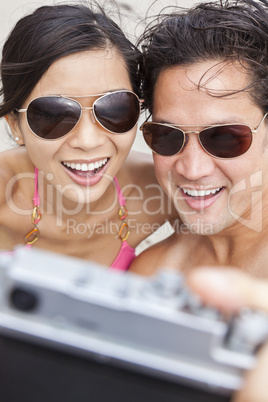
[176,219,216,236]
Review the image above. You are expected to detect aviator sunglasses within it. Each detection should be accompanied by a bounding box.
[141,113,268,159]
[16,90,143,140]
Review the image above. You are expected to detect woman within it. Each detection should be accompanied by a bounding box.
[0,3,174,269]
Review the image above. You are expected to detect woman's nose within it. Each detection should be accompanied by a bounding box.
[67,108,107,150]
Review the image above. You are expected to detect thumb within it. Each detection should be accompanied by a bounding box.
[187,267,268,314]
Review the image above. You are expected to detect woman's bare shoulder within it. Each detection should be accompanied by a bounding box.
[0,147,30,173]
[0,147,31,204]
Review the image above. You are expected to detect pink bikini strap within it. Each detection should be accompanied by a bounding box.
[114,176,129,241]
[114,176,125,206]
[33,167,40,207]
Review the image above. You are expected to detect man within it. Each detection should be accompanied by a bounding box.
[130,1,268,399]
[131,0,268,277]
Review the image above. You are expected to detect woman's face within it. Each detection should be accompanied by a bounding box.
[151,60,268,235]
[13,49,138,207]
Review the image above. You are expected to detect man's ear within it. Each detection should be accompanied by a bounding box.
[4,114,24,145]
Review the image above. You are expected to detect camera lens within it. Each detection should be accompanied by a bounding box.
[10,287,38,312]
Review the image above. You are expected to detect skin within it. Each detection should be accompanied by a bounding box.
[129,59,268,401]
[0,49,175,265]
[130,60,268,277]
[187,267,268,402]
[11,50,137,207]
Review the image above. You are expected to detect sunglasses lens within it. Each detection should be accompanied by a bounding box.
[200,125,252,158]
[142,123,184,156]
[94,91,140,134]
[27,97,81,139]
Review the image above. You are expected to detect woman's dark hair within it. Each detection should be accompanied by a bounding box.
[0,2,142,117]
[139,0,268,113]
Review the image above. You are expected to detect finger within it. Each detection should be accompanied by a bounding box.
[187,267,268,314]
[232,341,268,402]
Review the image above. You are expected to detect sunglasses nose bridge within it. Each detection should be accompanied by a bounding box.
[182,130,200,151]
[80,106,96,125]
[184,130,200,135]
[181,133,189,152]
[181,129,212,157]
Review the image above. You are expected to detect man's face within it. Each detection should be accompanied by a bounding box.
[152,60,268,235]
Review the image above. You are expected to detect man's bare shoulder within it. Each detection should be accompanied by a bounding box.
[130,233,183,276]
[123,150,157,186]
[118,150,177,227]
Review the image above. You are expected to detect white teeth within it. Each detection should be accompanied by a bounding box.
[182,187,222,197]
[63,158,108,172]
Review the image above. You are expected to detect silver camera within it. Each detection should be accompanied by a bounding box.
[0,247,267,401]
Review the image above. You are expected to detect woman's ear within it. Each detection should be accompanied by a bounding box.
[4,114,24,145]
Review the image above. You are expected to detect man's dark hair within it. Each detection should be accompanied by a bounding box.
[139,0,268,113]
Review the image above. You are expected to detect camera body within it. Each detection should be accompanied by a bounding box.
[0,248,267,401]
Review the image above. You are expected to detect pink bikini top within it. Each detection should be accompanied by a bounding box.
[24,168,135,271]
[109,176,136,271]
